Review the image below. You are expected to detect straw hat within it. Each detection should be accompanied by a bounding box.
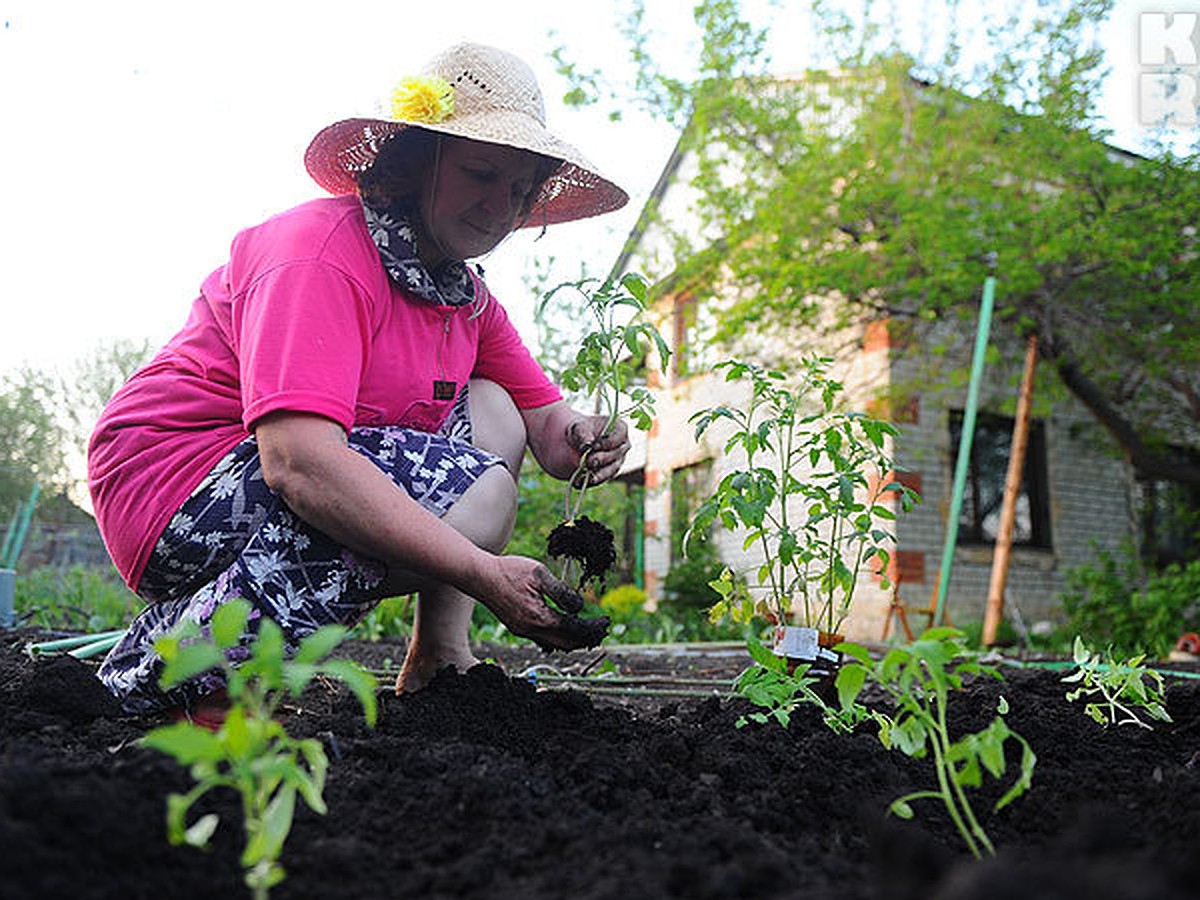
[304,42,629,227]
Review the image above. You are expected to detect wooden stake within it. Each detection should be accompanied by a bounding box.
[983,335,1039,646]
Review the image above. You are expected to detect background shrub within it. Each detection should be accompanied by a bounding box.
[1061,544,1200,657]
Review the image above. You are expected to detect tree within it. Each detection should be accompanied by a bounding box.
[571,0,1200,486]
[0,339,152,525]
[63,338,153,452]
[0,367,71,521]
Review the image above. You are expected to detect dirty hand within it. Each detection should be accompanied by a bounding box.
[566,415,630,485]
[482,556,609,652]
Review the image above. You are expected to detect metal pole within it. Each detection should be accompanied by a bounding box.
[933,277,996,626]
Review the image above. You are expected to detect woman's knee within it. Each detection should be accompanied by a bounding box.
[468,379,526,474]
[443,464,517,553]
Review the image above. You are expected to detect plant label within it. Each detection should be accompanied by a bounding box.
[774,626,819,660]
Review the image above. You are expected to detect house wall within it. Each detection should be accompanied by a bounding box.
[891,386,1135,634]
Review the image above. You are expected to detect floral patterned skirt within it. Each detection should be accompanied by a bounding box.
[97,412,502,714]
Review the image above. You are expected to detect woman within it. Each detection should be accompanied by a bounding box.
[89,43,630,715]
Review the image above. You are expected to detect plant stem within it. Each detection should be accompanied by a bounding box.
[934,679,995,857]
[925,700,983,859]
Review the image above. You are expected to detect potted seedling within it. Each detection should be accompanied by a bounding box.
[142,599,378,900]
[539,272,671,591]
[688,356,919,679]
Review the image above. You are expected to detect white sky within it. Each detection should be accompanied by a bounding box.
[0,0,1187,378]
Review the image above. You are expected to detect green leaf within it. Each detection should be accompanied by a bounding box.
[210,598,251,648]
[156,641,224,689]
[183,812,220,849]
[889,798,914,819]
[143,723,226,765]
[319,659,380,727]
[891,715,929,757]
[222,705,253,759]
[835,664,867,710]
[243,783,297,866]
[293,625,349,666]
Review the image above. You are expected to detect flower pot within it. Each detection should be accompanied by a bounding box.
[773,625,844,678]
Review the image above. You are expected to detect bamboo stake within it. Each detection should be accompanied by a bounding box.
[983,336,1039,646]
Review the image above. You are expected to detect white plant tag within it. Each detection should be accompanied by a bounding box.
[774,626,819,659]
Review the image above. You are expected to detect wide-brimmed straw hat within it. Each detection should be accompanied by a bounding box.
[304,42,628,227]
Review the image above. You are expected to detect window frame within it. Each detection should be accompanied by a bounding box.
[948,409,1053,550]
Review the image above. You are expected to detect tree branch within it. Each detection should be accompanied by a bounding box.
[1046,341,1200,488]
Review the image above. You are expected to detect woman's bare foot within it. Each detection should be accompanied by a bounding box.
[394,645,481,694]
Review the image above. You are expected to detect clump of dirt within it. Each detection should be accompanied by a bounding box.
[546,515,616,589]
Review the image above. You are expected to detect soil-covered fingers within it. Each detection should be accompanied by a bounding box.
[534,565,584,614]
[577,419,630,484]
[485,558,610,651]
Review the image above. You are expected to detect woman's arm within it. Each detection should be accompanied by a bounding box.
[254,411,601,649]
[521,400,631,483]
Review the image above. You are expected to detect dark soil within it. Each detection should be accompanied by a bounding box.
[3,629,1200,900]
[546,516,617,589]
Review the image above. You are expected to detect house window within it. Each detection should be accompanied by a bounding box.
[949,410,1052,549]
[670,460,712,565]
[1140,452,1200,567]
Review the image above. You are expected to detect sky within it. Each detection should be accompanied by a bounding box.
[0,0,1189,379]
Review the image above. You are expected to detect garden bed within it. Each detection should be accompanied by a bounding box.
[2,629,1200,899]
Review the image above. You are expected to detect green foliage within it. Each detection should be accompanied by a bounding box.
[0,368,71,519]
[602,604,752,644]
[661,537,727,613]
[1062,636,1172,729]
[598,583,647,622]
[688,356,919,633]
[15,563,143,631]
[1061,546,1200,658]
[539,272,671,518]
[835,628,1037,859]
[142,599,377,900]
[351,594,414,642]
[0,341,153,525]
[732,634,861,730]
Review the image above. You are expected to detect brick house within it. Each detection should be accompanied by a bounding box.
[609,129,1196,644]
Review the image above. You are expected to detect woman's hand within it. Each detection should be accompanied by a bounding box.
[480,556,609,650]
[522,401,632,483]
[566,415,630,485]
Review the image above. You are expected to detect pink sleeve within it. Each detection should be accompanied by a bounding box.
[472,284,562,409]
[233,261,374,431]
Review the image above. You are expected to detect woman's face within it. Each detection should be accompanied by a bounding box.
[416,137,542,267]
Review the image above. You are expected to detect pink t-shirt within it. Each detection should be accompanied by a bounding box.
[88,195,561,589]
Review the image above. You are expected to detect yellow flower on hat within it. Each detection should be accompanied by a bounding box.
[391,76,455,124]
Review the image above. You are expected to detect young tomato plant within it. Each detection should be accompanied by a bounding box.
[1062,636,1172,729]
[835,628,1037,859]
[539,272,671,588]
[732,631,869,732]
[540,271,671,518]
[687,356,919,635]
[142,599,378,900]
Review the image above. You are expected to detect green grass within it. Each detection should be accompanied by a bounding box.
[15,564,143,632]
